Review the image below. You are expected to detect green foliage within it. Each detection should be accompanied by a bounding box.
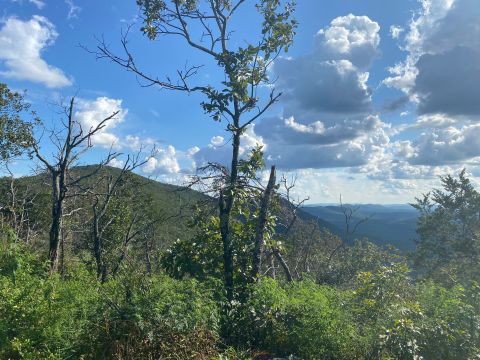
[412,169,480,285]
[0,84,38,162]
[237,279,358,359]
[162,147,278,288]
[136,0,296,124]
[0,238,222,359]
[1,237,480,359]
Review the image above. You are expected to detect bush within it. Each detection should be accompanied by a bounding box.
[0,239,222,359]
[232,279,359,359]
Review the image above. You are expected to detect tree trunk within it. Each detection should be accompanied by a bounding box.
[219,128,241,303]
[92,204,106,282]
[49,173,62,271]
[273,248,293,282]
[252,165,276,280]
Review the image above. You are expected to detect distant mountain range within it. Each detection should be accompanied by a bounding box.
[302,204,419,251]
[2,167,420,252]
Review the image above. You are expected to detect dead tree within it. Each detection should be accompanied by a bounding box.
[261,174,309,282]
[251,165,276,280]
[32,97,119,271]
[88,153,149,281]
[326,195,373,269]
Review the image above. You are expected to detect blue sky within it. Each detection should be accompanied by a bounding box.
[1,0,479,204]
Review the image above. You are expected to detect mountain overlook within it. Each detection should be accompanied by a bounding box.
[302,204,419,251]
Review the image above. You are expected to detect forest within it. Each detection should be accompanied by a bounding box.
[1,0,480,359]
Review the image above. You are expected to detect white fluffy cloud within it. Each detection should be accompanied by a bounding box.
[193,125,265,168]
[390,25,404,39]
[381,0,480,172]
[74,97,127,148]
[252,14,386,171]
[143,146,181,174]
[402,124,480,166]
[0,16,72,88]
[316,14,381,70]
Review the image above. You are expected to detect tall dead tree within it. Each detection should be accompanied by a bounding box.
[92,0,297,303]
[32,97,119,271]
[251,165,276,280]
[88,153,149,281]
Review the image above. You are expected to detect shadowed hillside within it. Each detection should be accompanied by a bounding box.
[302,204,419,251]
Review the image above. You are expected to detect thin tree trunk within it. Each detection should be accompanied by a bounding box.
[49,173,62,271]
[92,203,106,281]
[273,248,293,282]
[252,165,276,280]
[219,127,241,303]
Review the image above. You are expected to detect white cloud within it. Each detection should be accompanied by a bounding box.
[384,0,480,118]
[210,136,225,147]
[193,125,265,168]
[108,157,125,169]
[390,25,404,39]
[9,0,45,8]
[122,134,156,152]
[65,0,81,19]
[258,114,383,148]
[403,124,480,166]
[248,14,386,171]
[74,97,127,148]
[316,14,381,70]
[0,16,71,88]
[30,0,45,9]
[143,146,181,174]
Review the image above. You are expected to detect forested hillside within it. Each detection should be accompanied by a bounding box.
[302,204,418,251]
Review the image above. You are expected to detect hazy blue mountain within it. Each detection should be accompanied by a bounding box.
[302,204,419,251]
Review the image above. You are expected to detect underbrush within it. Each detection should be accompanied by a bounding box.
[1,239,479,359]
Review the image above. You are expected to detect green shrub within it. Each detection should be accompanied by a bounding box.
[233,279,359,359]
[0,240,222,359]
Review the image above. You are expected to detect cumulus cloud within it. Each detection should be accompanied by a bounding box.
[257,115,383,146]
[315,14,381,70]
[74,97,127,148]
[377,0,480,175]
[251,14,386,170]
[275,58,372,117]
[122,134,156,152]
[385,0,480,118]
[143,146,181,174]
[414,47,480,116]
[0,16,72,88]
[108,157,125,169]
[193,125,265,168]
[403,124,480,166]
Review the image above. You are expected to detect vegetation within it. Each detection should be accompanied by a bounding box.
[0,84,37,162]
[2,156,480,359]
[0,1,479,358]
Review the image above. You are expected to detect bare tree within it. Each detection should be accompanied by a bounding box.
[32,97,120,271]
[88,153,150,281]
[0,164,39,243]
[251,165,276,280]
[326,195,373,269]
[90,0,297,303]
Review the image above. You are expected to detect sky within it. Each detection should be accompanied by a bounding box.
[1,0,480,204]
